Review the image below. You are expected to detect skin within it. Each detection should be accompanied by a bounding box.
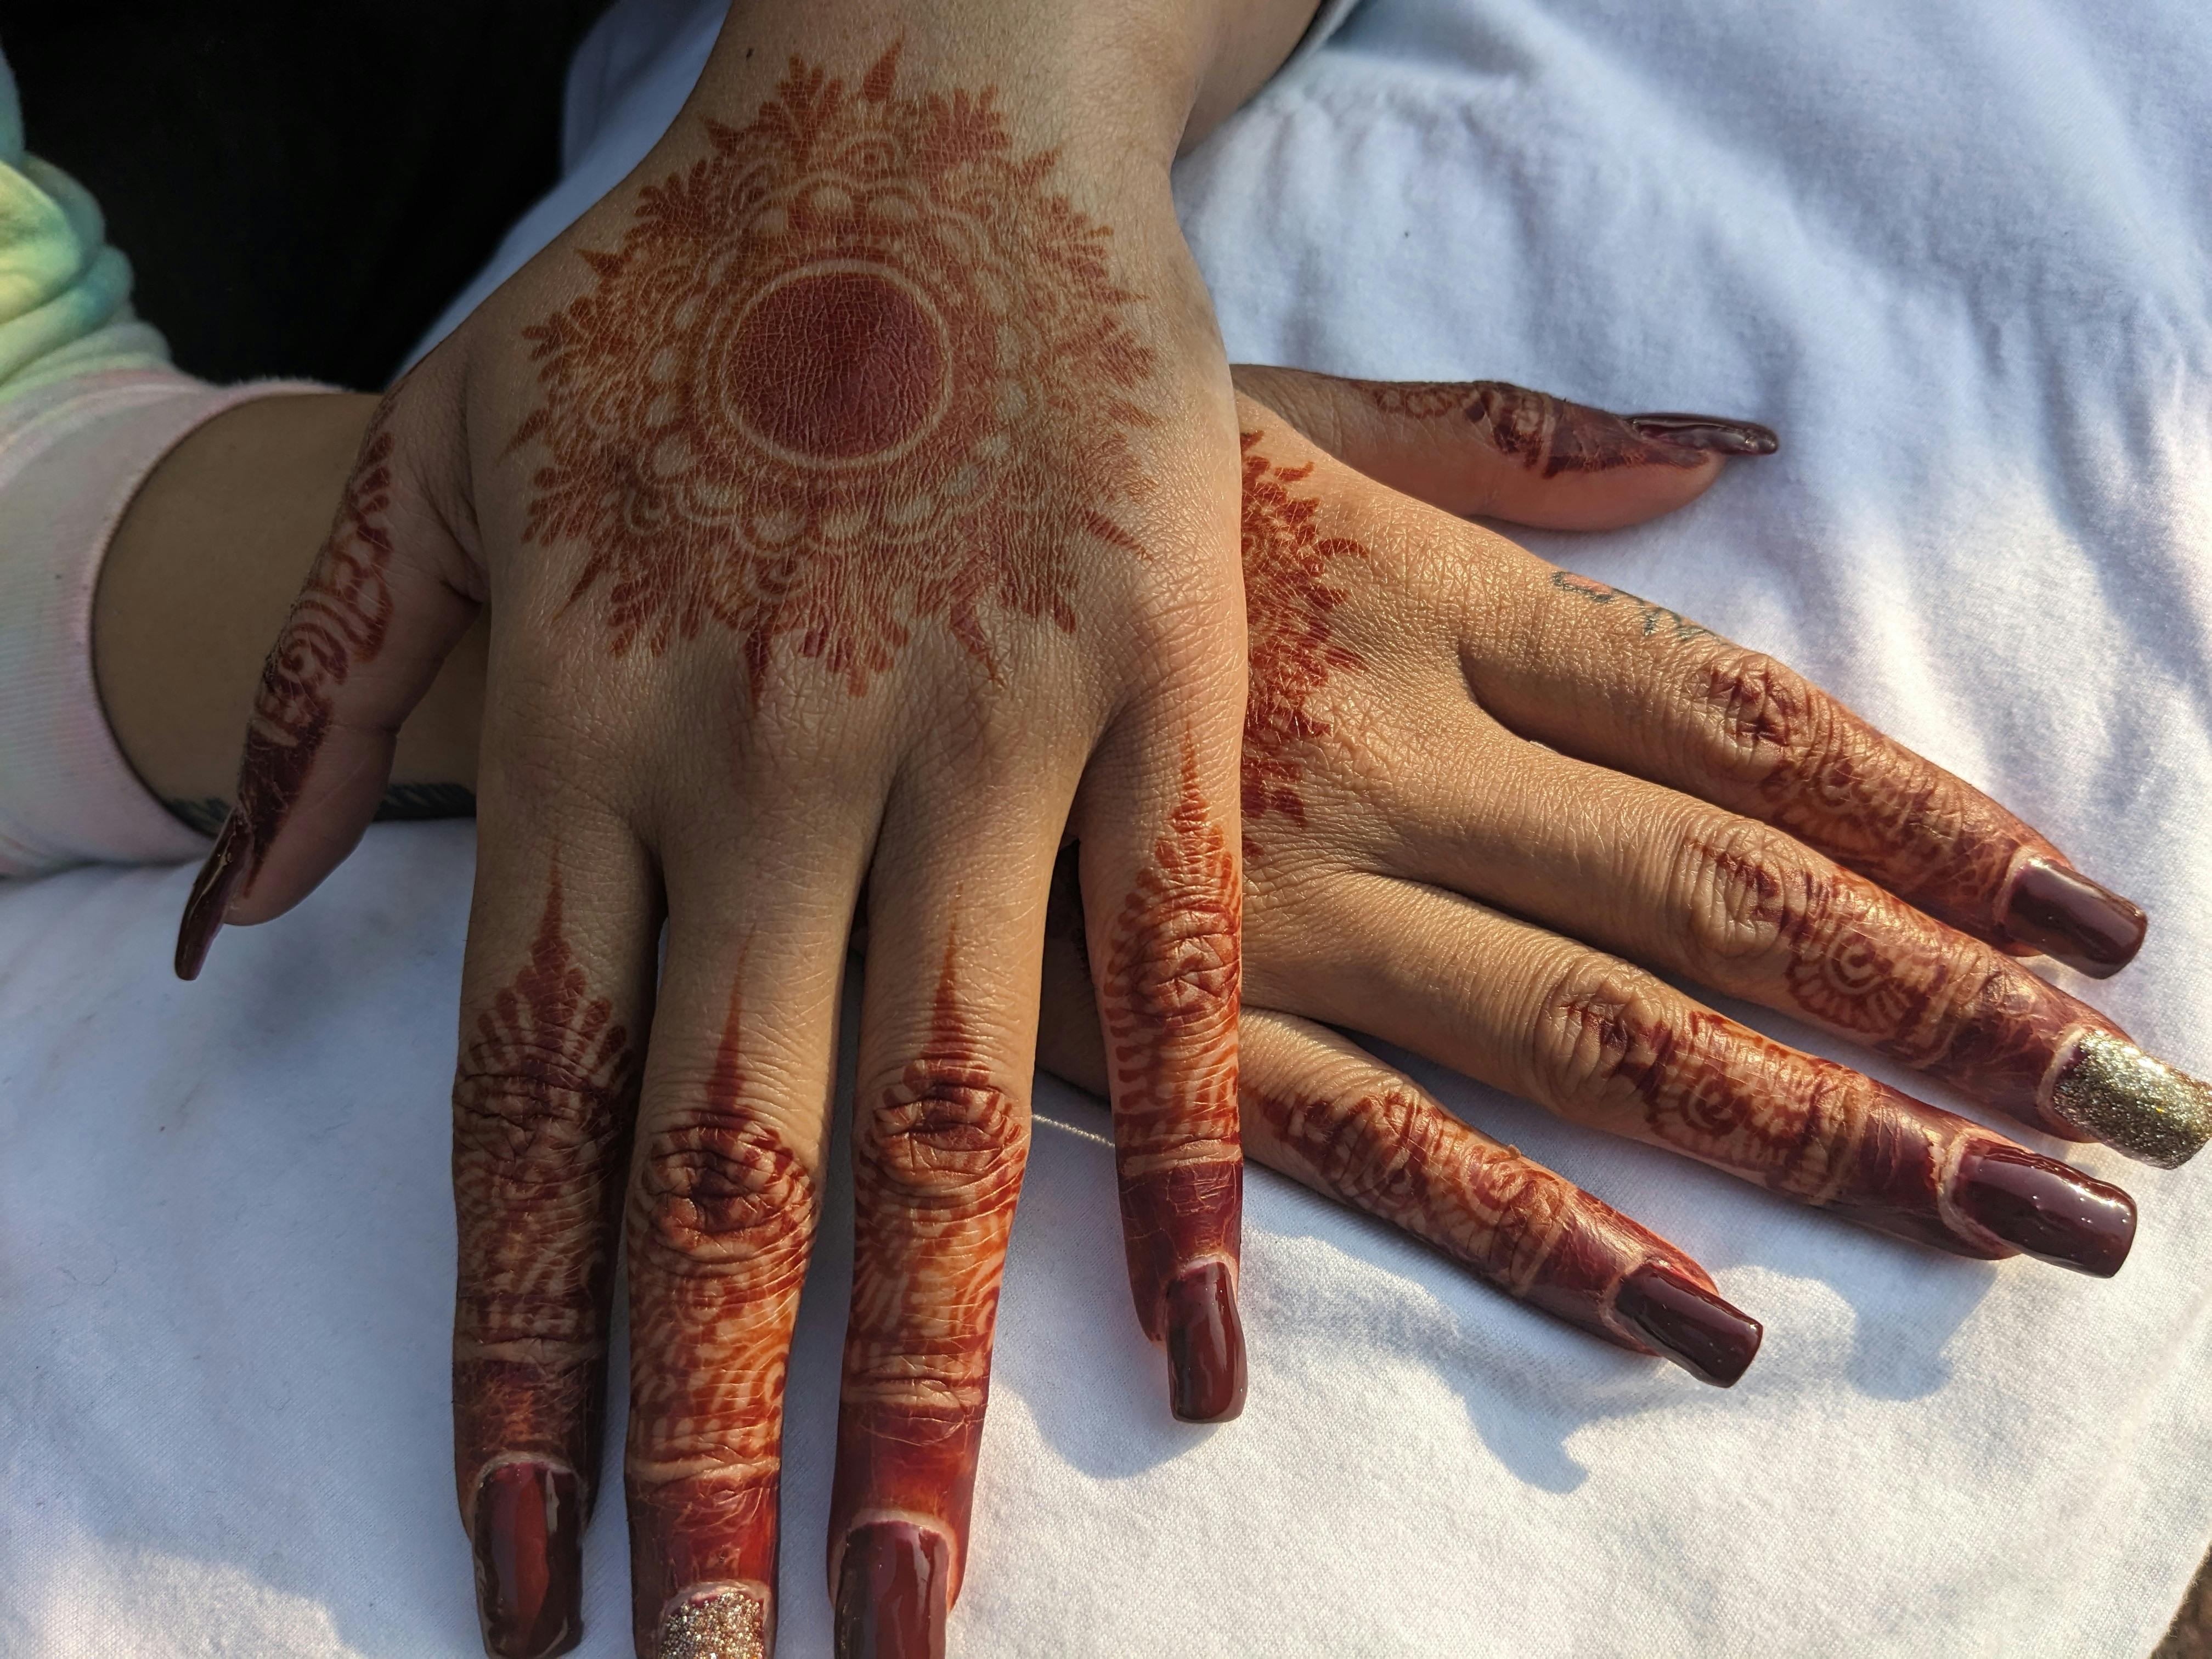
[98,359,2200,1652]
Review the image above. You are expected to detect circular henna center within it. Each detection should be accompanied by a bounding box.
[728,267,948,461]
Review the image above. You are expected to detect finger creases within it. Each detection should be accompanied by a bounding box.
[625,975,822,1659]
[452,861,651,1659]
[1091,755,1247,1424]
[832,951,1031,1657]
[1238,1014,1762,1386]
[1520,956,2139,1277]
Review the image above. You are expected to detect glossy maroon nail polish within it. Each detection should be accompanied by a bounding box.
[1612,1263,1763,1387]
[835,1521,947,1659]
[1624,413,1780,456]
[174,809,248,980]
[1953,1142,2135,1277]
[1164,1261,1247,1422]
[2002,859,2148,979]
[471,1460,583,1659]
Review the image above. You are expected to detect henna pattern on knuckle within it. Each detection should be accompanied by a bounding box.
[1099,761,1244,1336]
[451,876,640,1497]
[1237,430,1370,834]
[515,44,1156,694]
[1357,380,1705,475]
[625,980,819,1649]
[833,962,1028,1588]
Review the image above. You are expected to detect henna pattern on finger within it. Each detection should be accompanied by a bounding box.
[176,406,400,977]
[450,876,639,1658]
[1356,380,1708,475]
[627,980,819,1656]
[1237,429,1369,833]
[1098,757,1246,1418]
[1541,973,2135,1272]
[831,957,1029,1642]
[516,44,1156,694]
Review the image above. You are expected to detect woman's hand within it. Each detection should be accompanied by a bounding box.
[1037,367,2205,1396]
[160,8,1343,1654]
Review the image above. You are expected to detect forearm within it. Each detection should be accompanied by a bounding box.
[92,391,486,828]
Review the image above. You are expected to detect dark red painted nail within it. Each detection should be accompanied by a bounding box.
[174,809,249,981]
[1953,1142,2135,1278]
[1612,1263,1762,1387]
[1164,1261,1246,1423]
[2002,858,2148,979]
[1624,413,1779,456]
[835,1521,947,1659]
[471,1460,583,1659]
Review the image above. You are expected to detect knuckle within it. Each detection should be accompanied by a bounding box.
[1672,820,1827,977]
[1525,956,1676,1116]
[1110,901,1239,1034]
[858,1062,1028,1210]
[634,1107,816,1284]
[1688,646,1825,787]
[453,1037,630,1172]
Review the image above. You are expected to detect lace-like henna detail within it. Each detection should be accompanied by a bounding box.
[1237,430,1369,832]
[1099,761,1244,1338]
[1242,1082,1693,1345]
[625,981,819,1650]
[451,876,639,1502]
[1355,380,1703,475]
[1690,652,2047,939]
[831,961,1028,1597]
[514,44,1155,692]
[1686,836,2123,1124]
[1546,979,2034,1254]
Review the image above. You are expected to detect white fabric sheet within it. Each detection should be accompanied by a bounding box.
[8,0,2212,1653]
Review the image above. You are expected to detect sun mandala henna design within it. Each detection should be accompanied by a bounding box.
[514,44,1156,693]
[1238,430,1369,831]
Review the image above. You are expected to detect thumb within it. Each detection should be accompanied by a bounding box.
[1229,364,1776,532]
[175,360,481,978]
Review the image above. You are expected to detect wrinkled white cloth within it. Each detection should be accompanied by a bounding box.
[7,0,2212,1654]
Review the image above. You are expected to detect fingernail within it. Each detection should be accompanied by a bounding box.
[174,808,249,980]
[834,1521,947,1659]
[1164,1261,1247,1423]
[2047,1031,2212,1169]
[1612,1263,1763,1387]
[1624,413,1780,456]
[656,1584,770,1659]
[1952,1141,2135,1277]
[471,1460,583,1659]
[2002,857,2148,978]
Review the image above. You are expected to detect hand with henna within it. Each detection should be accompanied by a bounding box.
[157,5,1332,1655]
[1025,365,2209,1399]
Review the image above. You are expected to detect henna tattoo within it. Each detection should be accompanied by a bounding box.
[164,781,475,839]
[1097,759,1244,1342]
[626,979,818,1655]
[516,44,1156,693]
[1237,430,1369,832]
[1357,379,1707,475]
[1539,973,2132,1271]
[1549,567,1712,641]
[450,875,639,1658]
[176,407,400,977]
[831,960,1028,1618]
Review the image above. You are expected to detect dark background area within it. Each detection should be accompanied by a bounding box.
[8,0,612,388]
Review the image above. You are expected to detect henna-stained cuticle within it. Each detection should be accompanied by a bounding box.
[2045,1031,2212,1169]
[835,1521,949,1659]
[472,1460,583,1659]
[1950,1142,2134,1277]
[2001,857,2148,978]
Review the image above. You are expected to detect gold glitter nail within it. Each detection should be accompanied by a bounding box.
[2049,1032,2212,1169]
[658,1586,768,1659]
